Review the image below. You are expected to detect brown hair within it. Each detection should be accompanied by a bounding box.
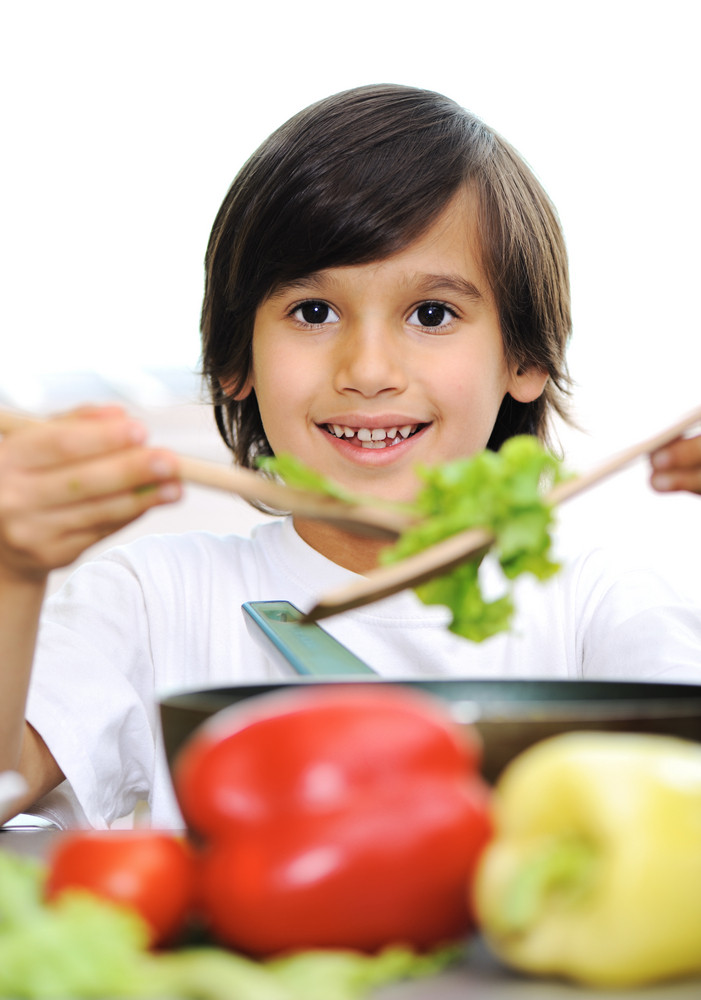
[201,84,572,469]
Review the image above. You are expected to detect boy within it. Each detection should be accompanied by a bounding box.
[1,85,700,828]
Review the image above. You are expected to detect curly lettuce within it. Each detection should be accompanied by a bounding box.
[263,436,564,642]
[0,849,458,999]
[381,436,562,641]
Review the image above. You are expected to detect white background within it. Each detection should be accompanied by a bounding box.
[1,0,699,601]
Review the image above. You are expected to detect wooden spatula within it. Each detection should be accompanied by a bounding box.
[0,407,412,540]
[303,405,701,621]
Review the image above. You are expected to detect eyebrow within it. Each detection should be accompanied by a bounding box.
[267,274,328,299]
[267,271,484,302]
[410,273,484,301]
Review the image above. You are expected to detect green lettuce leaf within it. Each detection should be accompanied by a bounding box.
[0,850,459,999]
[262,437,564,642]
[257,454,363,504]
[381,436,563,641]
[268,943,464,1000]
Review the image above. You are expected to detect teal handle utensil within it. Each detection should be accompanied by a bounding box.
[242,600,377,676]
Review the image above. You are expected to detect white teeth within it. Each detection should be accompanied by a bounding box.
[326,423,420,445]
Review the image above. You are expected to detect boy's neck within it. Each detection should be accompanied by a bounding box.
[292,517,390,575]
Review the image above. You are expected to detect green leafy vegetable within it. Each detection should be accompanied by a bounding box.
[268,943,464,1000]
[257,454,364,504]
[0,850,158,998]
[0,848,44,926]
[381,436,562,641]
[0,849,458,998]
[262,437,564,642]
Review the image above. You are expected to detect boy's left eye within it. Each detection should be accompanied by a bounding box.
[407,302,456,329]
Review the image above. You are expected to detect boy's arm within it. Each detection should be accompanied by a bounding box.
[0,573,63,821]
[651,434,701,495]
[0,408,182,820]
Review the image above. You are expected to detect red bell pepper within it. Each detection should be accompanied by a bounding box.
[173,685,492,957]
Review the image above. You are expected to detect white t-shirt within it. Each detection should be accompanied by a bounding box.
[25,518,701,829]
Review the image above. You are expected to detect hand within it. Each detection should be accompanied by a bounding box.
[0,406,182,583]
[650,433,701,496]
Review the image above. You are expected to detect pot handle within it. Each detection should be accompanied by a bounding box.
[242,601,378,677]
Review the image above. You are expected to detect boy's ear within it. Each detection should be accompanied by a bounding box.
[220,374,253,401]
[507,365,549,403]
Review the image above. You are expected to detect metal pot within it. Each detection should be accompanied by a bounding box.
[160,601,701,782]
[160,676,701,784]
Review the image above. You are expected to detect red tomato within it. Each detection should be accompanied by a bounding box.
[45,831,195,946]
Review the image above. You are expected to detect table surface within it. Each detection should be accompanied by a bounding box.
[2,828,700,1000]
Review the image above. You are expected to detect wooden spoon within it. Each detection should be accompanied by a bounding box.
[0,407,412,540]
[303,405,701,621]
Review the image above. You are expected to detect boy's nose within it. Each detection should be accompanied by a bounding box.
[332,322,408,398]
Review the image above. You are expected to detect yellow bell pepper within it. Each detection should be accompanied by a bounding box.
[473,731,701,988]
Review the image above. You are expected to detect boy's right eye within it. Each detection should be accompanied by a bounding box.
[292,301,340,325]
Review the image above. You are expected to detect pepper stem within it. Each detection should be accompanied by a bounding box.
[500,836,597,934]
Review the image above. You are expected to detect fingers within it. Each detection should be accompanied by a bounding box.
[0,409,183,580]
[1,487,179,577]
[4,445,179,509]
[650,434,701,495]
[1,406,148,470]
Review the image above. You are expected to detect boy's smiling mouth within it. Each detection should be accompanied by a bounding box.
[321,422,428,449]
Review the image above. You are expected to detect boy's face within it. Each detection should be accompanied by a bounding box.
[242,192,546,506]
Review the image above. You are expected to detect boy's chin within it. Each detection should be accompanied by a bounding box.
[354,477,422,507]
